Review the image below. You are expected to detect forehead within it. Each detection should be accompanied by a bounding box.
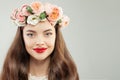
[23,21,55,32]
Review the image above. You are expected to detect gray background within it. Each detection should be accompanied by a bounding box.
[0,0,120,80]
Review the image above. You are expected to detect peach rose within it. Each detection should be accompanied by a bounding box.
[45,4,63,21]
[49,7,59,21]
[44,3,53,14]
[31,1,44,14]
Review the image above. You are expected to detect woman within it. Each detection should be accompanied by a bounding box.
[1,1,79,80]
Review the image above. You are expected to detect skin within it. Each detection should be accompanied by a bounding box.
[23,20,56,76]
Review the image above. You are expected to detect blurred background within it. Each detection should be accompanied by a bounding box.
[0,0,120,80]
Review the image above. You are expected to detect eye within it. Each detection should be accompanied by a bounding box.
[26,33,34,38]
[45,32,53,37]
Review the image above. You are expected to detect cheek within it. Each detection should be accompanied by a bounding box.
[48,39,55,47]
[48,41,55,47]
[23,36,34,49]
[46,37,56,47]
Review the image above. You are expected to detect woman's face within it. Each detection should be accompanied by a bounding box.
[23,20,56,61]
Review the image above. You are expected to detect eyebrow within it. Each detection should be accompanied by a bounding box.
[26,30,36,33]
[44,29,52,32]
[26,29,52,33]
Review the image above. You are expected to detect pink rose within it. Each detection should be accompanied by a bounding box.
[16,11,26,22]
[10,8,18,20]
[21,5,31,16]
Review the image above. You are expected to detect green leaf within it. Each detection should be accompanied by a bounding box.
[26,6,33,14]
[39,12,47,20]
[57,19,62,23]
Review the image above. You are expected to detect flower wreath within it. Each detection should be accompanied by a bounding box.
[10,1,70,27]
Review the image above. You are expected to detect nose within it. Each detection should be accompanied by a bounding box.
[35,36,45,46]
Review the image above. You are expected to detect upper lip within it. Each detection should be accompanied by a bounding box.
[33,48,47,50]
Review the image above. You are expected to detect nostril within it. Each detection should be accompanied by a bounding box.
[35,39,44,46]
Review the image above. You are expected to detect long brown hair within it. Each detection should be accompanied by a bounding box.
[1,25,79,80]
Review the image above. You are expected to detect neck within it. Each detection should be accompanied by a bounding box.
[29,57,50,77]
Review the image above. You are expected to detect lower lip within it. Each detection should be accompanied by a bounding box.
[33,49,47,53]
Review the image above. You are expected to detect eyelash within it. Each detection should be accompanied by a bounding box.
[26,32,52,38]
[26,33,34,37]
[45,32,52,36]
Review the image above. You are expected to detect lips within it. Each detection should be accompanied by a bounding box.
[33,48,47,53]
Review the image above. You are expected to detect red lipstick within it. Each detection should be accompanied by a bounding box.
[33,48,47,53]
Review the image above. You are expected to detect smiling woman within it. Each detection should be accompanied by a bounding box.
[0,1,79,80]
[23,21,56,61]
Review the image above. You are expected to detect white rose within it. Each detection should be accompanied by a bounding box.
[14,20,26,27]
[27,15,40,25]
[59,15,70,27]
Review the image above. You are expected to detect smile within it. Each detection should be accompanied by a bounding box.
[33,48,47,53]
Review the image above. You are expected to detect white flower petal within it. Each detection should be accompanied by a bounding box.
[14,20,26,27]
[59,15,70,27]
[27,15,40,25]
